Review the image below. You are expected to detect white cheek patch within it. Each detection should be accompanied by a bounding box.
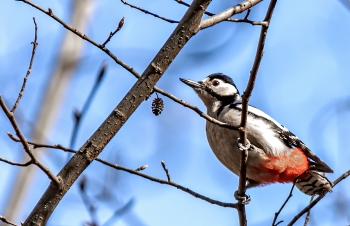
[214,82,237,96]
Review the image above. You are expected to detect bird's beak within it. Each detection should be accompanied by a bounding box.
[179,78,202,89]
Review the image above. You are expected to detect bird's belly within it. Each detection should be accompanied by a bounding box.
[206,122,241,176]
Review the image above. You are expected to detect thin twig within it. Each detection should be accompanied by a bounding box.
[14,138,238,209]
[244,9,251,20]
[175,0,265,26]
[69,63,107,150]
[0,157,32,167]
[20,0,140,80]
[303,195,314,226]
[0,97,61,186]
[272,183,296,226]
[121,0,179,23]
[11,17,38,113]
[161,161,171,182]
[102,17,124,47]
[199,0,264,30]
[287,169,350,226]
[79,176,99,226]
[0,215,17,226]
[237,1,278,225]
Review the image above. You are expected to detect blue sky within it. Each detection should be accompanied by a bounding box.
[1,0,350,225]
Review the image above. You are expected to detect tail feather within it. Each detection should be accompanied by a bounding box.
[296,171,333,196]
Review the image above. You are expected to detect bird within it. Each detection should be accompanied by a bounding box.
[180,73,333,198]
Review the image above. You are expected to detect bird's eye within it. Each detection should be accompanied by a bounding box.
[212,80,220,86]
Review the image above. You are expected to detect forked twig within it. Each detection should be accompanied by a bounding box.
[1,98,61,186]
[8,135,238,209]
[287,169,350,226]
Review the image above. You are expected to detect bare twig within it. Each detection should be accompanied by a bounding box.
[199,0,264,30]
[175,0,265,26]
[244,9,251,20]
[102,17,124,47]
[0,215,16,226]
[287,169,350,226]
[161,161,171,182]
[135,165,148,171]
[79,176,98,226]
[237,1,278,225]
[69,63,107,150]
[11,138,238,209]
[272,183,296,226]
[20,0,140,79]
[11,17,38,113]
[121,0,179,23]
[0,97,61,186]
[303,195,314,226]
[0,157,32,167]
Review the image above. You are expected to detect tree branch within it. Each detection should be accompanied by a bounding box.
[22,0,213,224]
[161,161,171,182]
[287,169,350,226]
[69,63,107,150]
[0,97,61,186]
[121,0,179,23]
[9,136,238,209]
[272,183,296,226]
[102,17,125,47]
[20,0,140,80]
[18,0,239,133]
[199,0,264,30]
[176,0,266,26]
[0,215,16,226]
[0,157,32,167]
[11,17,38,113]
[237,1,278,225]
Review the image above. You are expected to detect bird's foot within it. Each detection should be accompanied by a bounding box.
[234,190,251,204]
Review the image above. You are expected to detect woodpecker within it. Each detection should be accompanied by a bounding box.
[180,73,333,196]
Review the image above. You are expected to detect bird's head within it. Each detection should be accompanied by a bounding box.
[180,73,241,109]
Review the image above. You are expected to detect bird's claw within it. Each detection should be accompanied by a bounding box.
[234,190,251,204]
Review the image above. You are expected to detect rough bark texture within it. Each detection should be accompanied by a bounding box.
[23,0,212,225]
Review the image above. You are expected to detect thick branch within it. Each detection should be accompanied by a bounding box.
[22,0,212,225]
[237,1,278,225]
[199,0,263,30]
[287,170,350,226]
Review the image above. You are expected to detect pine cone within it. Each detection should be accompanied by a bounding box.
[152,97,164,116]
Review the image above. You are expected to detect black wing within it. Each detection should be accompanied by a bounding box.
[278,129,333,173]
